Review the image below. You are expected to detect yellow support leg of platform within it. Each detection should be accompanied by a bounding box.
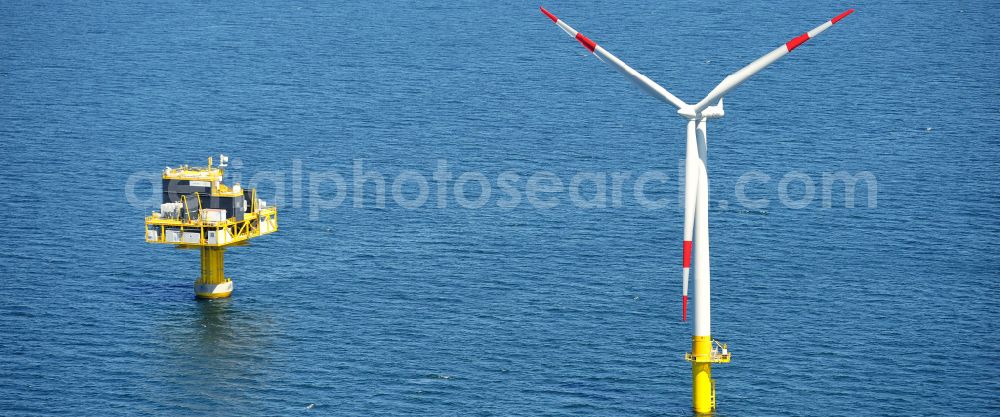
[195,247,232,299]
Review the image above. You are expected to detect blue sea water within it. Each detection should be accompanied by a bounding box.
[1,0,999,415]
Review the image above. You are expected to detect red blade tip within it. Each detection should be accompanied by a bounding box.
[831,9,854,24]
[540,7,558,23]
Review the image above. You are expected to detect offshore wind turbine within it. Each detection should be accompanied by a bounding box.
[538,6,854,413]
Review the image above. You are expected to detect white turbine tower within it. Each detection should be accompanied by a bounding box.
[539,6,854,413]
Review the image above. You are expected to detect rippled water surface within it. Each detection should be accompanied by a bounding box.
[2,1,999,415]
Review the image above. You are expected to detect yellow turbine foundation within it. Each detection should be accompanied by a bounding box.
[194,247,232,299]
[690,336,714,413]
[686,336,729,413]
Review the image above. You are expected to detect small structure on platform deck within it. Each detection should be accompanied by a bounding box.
[145,155,278,298]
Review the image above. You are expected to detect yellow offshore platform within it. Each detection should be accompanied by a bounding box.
[144,155,277,298]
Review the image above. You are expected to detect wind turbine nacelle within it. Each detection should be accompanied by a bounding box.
[677,98,724,120]
[702,99,725,119]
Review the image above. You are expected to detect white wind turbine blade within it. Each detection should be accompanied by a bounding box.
[681,119,700,321]
[692,9,855,113]
[540,7,687,110]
